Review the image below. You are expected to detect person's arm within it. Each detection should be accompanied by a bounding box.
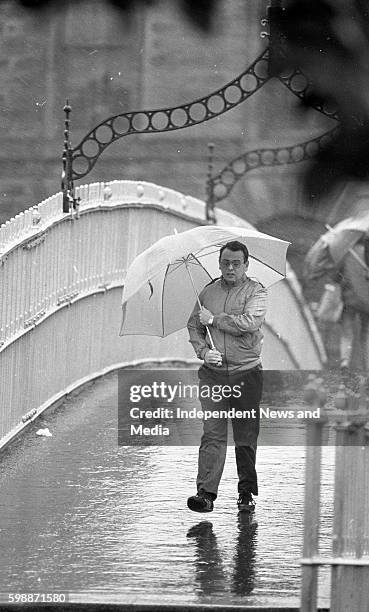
[212,285,267,335]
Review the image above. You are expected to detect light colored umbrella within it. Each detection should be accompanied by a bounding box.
[304,211,369,281]
[120,225,290,340]
[322,212,369,264]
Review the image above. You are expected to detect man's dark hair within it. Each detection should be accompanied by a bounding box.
[219,241,249,262]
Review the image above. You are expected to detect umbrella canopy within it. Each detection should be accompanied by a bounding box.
[120,225,290,337]
[304,211,369,281]
[322,211,369,264]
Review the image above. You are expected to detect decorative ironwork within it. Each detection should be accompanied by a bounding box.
[278,69,339,121]
[62,100,73,213]
[24,310,46,328]
[23,232,48,250]
[207,127,339,205]
[21,408,37,424]
[70,48,271,182]
[267,0,284,77]
[61,2,340,216]
[62,101,81,214]
[56,290,79,306]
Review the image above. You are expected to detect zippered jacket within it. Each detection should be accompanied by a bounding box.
[187,275,267,373]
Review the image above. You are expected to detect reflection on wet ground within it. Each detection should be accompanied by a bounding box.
[0,372,333,607]
[186,515,257,598]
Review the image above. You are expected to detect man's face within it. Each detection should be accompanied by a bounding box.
[219,248,248,285]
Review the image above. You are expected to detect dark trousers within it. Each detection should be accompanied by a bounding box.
[196,365,263,499]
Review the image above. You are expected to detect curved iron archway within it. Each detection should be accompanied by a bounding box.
[61,2,340,217]
[206,127,339,207]
[71,49,271,182]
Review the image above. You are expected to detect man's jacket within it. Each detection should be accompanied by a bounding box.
[187,275,267,373]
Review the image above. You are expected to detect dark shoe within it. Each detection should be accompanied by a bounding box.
[237,491,256,513]
[187,489,214,513]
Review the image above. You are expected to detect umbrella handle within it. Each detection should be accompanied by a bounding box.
[205,326,216,351]
[194,294,216,351]
[185,261,216,351]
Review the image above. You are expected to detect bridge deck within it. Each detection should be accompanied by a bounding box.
[0,372,333,609]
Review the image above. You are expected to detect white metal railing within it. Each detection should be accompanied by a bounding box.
[0,181,212,350]
[0,180,325,448]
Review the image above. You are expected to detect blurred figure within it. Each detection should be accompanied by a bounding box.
[336,234,369,371]
[304,215,369,373]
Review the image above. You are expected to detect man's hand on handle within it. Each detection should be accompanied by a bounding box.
[204,349,222,366]
[199,307,220,364]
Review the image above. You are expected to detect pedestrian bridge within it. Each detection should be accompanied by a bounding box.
[0,180,325,449]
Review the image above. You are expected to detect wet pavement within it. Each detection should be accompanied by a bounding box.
[0,372,334,608]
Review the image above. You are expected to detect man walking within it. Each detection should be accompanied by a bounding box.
[187,241,267,513]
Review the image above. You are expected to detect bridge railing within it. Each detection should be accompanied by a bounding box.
[0,182,207,348]
[0,180,325,449]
